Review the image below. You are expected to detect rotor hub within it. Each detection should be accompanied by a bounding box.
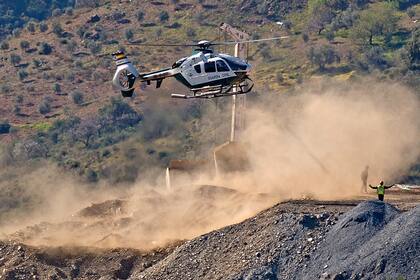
[197,40,212,49]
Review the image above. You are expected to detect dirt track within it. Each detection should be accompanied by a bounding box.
[0,188,418,280]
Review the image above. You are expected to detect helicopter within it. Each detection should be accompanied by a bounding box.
[112,37,288,99]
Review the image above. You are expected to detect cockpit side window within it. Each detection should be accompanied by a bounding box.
[194,64,202,73]
[172,58,187,69]
[216,60,230,72]
[204,61,216,73]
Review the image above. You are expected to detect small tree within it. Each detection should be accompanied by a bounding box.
[307,0,334,34]
[350,3,398,46]
[405,27,419,70]
[71,91,84,105]
[307,45,340,71]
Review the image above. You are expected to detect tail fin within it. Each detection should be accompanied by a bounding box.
[112,51,140,97]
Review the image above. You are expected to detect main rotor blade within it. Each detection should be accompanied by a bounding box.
[210,36,290,46]
[128,41,197,47]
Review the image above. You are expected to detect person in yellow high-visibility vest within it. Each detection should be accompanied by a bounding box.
[369,181,395,201]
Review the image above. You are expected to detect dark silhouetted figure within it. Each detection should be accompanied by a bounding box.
[369,181,394,201]
[360,165,369,193]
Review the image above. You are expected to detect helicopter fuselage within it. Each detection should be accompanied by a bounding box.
[112,50,252,98]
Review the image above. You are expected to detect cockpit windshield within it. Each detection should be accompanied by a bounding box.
[222,56,248,71]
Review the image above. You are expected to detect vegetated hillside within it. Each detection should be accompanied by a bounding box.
[0,0,419,185]
[0,1,75,39]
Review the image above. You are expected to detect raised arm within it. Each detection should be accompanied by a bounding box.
[384,184,395,189]
[369,184,377,189]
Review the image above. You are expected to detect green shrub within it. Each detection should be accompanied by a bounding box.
[53,83,61,94]
[159,11,169,22]
[39,100,52,115]
[88,41,102,54]
[136,11,144,22]
[407,8,415,19]
[186,28,196,38]
[10,54,22,66]
[39,42,53,55]
[52,22,63,37]
[0,41,9,50]
[15,95,24,104]
[302,33,309,43]
[71,91,84,105]
[64,7,74,16]
[32,59,42,68]
[13,105,21,115]
[125,29,134,41]
[52,8,62,17]
[307,45,340,70]
[12,28,21,37]
[18,70,28,80]
[39,22,49,32]
[0,121,11,134]
[27,21,36,33]
[20,40,30,50]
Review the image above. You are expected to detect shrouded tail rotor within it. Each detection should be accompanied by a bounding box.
[112,51,140,97]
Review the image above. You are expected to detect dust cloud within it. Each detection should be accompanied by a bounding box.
[231,79,420,198]
[0,79,419,250]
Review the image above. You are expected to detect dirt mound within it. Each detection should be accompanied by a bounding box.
[134,201,418,280]
[133,201,350,280]
[0,241,180,280]
[76,199,129,219]
[298,201,420,279]
[7,185,277,250]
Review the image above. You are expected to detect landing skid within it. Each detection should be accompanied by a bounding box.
[171,78,254,99]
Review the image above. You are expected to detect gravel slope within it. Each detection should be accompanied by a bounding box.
[134,201,419,280]
[1,200,418,280]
